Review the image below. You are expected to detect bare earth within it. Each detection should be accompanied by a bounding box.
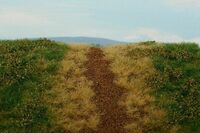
[79,47,131,133]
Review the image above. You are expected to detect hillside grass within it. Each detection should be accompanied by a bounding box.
[0,39,199,133]
[150,43,200,132]
[104,45,165,133]
[46,45,99,133]
[104,42,200,133]
[0,39,68,133]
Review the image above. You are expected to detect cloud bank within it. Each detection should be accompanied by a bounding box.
[0,10,50,26]
[125,28,200,45]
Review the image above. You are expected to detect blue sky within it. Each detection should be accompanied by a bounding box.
[0,0,200,43]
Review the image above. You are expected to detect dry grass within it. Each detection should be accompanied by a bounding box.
[104,44,166,133]
[45,45,99,133]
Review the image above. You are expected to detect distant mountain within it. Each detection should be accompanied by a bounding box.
[49,36,125,45]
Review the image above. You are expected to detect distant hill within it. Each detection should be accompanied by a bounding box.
[49,36,125,45]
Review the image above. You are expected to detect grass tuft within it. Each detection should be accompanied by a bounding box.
[46,45,99,133]
[104,44,165,133]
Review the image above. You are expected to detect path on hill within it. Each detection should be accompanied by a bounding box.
[80,47,131,133]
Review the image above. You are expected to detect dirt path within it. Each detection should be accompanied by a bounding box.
[80,47,131,133]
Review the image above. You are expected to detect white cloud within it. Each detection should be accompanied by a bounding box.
[125,28,183,42]
[166,0,200,8]
[0,9,57,39]
[191,38,200,45]
[0,10,51,27]
[125,28,200,46]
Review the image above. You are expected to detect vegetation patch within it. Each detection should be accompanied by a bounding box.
[46,45,99,133]
[0,39,67,133]
[104,43,200,133]
[104,45,165,133]
[150,43,200,132]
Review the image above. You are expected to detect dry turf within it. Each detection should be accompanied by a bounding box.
[0,40,200,133]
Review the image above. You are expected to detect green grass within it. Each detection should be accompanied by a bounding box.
[0,39,68,133]
[150,43,200,132]
[1,40,199,133]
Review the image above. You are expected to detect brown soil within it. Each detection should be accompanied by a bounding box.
[79,47,131,133]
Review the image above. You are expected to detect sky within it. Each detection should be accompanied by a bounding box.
[0,0,200,43]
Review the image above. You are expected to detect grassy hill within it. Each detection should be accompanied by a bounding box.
[0,39,199,133]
